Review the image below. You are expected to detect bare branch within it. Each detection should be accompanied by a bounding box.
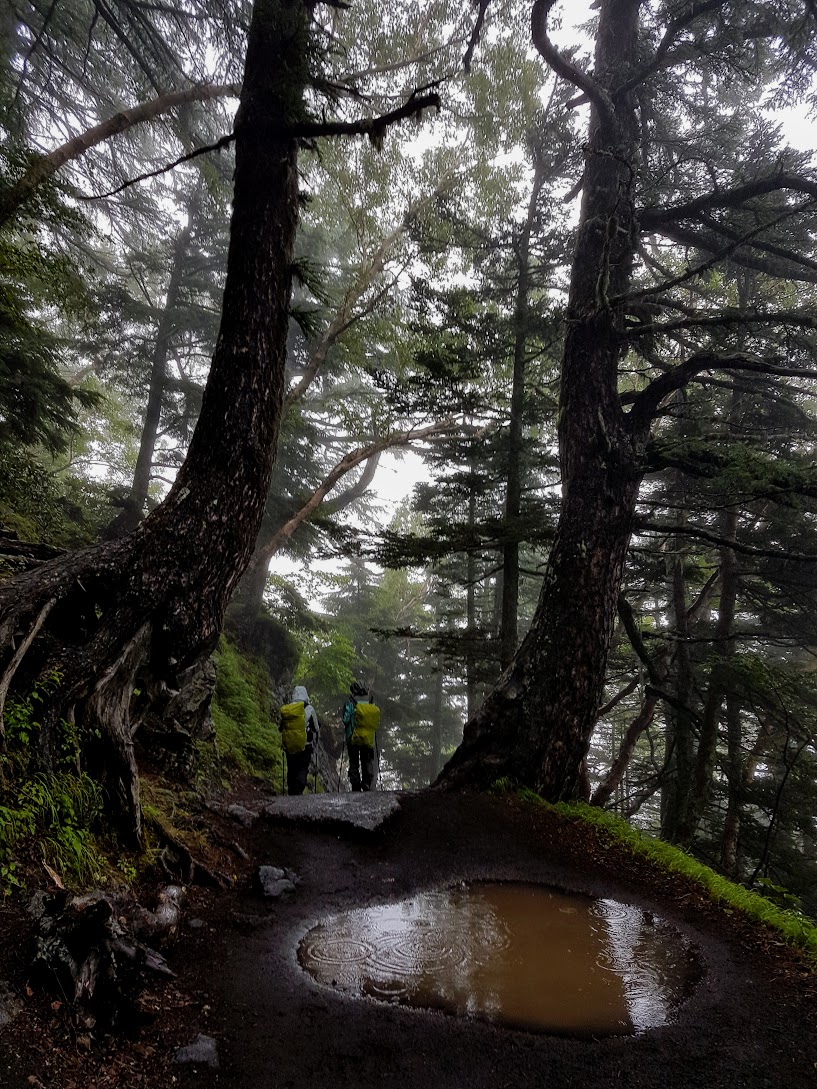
[256,420,459,564]
[289,88,440,143]
[636,521,817,563]
[77,133,235,200]
[530,0,616,133]
[78,89,440,202]
[463,0,492,74]
[625,308,817,340]
[620,200,816,303]
[649,221,817,284]
[0,83,239,226]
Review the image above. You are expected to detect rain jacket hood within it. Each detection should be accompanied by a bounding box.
[290,685,318,746]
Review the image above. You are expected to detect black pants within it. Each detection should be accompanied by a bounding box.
[286,746,312,795]
[347,742,375,791]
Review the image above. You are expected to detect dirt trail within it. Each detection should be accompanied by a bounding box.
[169,792,815,1089]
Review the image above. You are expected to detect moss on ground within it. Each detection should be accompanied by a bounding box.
[511,786,817,962]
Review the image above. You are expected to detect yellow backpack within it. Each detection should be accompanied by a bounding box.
[350,700,380,747]
[279,701,307,755]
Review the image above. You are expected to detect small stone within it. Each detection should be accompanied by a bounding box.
[257,866,297,898]
[226,804,258,827]
[188,918,206,929]
[0,982,23,1029]
[174,1033,220,1068]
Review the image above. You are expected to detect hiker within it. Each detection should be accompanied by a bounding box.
[279,684,319,796]
[342,680,379,792]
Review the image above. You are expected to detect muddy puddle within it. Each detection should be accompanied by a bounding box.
[299,882,702,1036]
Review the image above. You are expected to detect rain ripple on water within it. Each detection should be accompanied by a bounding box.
[298,883,702,1036]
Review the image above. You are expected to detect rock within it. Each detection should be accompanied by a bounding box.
[188,918,206,930]
[225,804,259,827]
[0,981,22,1028]
[263,792,401,832]
[257,866,299,898]
[174,1033,220,1068]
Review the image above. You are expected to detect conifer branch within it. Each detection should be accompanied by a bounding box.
[635,521,817,564]
[625,309,817,339]
[641,172,817,227]
[531,0,616,133]
[627,350,817,426]
[0,83,239,224]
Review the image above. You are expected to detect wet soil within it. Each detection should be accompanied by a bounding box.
[2,789,816,1088]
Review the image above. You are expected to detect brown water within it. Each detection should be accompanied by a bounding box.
[298,882,702,1036]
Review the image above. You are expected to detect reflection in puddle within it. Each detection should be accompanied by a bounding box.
[298,883,702,1036]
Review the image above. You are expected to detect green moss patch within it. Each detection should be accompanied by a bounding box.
[210,636,283,782]
[513,787,817,962]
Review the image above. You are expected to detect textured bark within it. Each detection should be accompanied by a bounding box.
[466,462,479,720]
[437,0,645,799]
[429,653,444,781]
[591,667,666,809]
[720,693,744,875]
[0,0,307,844]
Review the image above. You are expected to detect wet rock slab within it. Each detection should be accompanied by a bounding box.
[174,1033,220,1068]
[263,792,401,831]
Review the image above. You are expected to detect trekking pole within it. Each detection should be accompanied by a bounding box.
[374,733,380,792]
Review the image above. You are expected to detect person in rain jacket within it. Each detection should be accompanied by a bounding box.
[282,684,319,795]
[342,680,376,792]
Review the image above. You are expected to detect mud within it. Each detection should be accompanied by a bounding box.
[170,792,816,1089]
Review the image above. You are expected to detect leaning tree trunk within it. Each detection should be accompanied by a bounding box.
[437,0,648,799]
[0,0,308,845]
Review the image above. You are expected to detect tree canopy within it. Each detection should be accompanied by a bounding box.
[2,0,817,917]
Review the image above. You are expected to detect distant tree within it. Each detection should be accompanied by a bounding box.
[439,0,817,801]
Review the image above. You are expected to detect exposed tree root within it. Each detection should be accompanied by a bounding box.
[29,884,186,1030]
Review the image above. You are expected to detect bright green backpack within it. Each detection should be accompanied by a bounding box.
[350,700,380,747]
[279,701,307,755]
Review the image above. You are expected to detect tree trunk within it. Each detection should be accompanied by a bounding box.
[116,215,196,534]
[466,459,479,721]
[429,653,444,781]
[720,692,743,875]
[674,505,739,847]
[437,0,645,799]
[0,0,307,844]
[660,515,697,842]
[499,161,545,668]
